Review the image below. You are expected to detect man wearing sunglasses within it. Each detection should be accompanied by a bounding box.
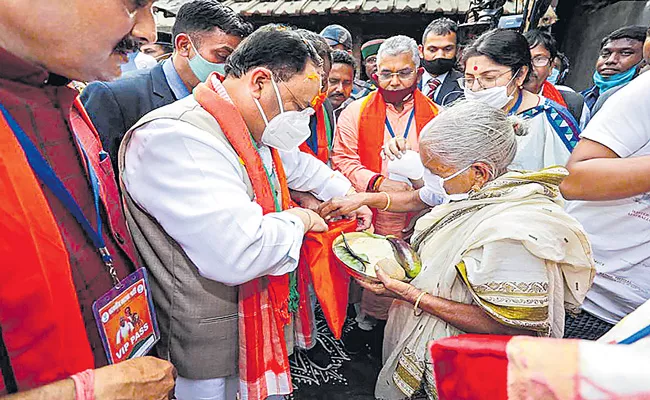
[332,35,439,355]
[118,25,371,400]
[523,30,590,129]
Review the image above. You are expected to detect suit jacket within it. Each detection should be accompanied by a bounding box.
[81,63,177,172]
[435,69,464,106]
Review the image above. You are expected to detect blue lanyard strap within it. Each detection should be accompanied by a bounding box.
[508,91,524,116]
[0,103,120,286]
[385,109,415,139]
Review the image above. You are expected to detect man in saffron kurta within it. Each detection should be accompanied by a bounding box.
[0,0,174,397]
[332,36,439,323]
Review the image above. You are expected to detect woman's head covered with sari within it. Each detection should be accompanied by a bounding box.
[376,102,595,400]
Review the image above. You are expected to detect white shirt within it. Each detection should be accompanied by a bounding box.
[123,100,351,287]
[421,70,448,101]
[565,72,650,324]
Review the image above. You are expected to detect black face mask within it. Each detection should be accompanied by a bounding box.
[421,57,455,75]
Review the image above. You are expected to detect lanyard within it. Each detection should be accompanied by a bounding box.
[307,108,334,155]
[250,135,281,212]
[0,103,120,286]
[508,92,524,116]
[385,109,415,139]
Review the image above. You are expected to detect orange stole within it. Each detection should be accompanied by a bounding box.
[357,90,439,173]
[542,81,568,108]
[0,108,94,391]
[300,218,357,339]
[299,105,329,164]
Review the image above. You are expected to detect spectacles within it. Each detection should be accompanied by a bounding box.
[377,69,416,82]
[281,81,316,112]
[457,69,515,90]
[531,56,551,67]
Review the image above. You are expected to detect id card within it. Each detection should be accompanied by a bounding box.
[92,268,160,364]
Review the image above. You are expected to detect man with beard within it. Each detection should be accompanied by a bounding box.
[327,50,356,120]
[582,25,646,113]
[332,36,439,354]
[82,0,253,172]
[523,29,589,129]
[418,18,463,106]
[0,0,175,398]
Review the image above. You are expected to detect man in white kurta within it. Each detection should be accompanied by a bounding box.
[120,26,371,400]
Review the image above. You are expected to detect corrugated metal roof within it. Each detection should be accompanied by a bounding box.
[156,0,522,16]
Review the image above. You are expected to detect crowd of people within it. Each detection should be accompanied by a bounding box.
[0,0,649,399]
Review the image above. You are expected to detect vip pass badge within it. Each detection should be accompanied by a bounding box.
[92,268,160,364]
[0,102,161,364]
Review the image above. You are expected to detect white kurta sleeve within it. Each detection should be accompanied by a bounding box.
[123,119,305,286]
[279,147,352,201]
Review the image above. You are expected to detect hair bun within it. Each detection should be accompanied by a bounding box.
[507,115,529,137]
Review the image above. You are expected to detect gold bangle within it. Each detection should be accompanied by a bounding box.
[413,291,427,316]
[380,191,391,211]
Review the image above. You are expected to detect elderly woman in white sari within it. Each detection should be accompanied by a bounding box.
[319,101,595,399]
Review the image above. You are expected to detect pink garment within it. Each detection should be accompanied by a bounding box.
[332,94,419,319]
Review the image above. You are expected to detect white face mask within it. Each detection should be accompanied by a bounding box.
[463,70,519,110]
[253,77,314,151]
[418,165,471,206]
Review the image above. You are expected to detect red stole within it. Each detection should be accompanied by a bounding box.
[357,89,439,173]
[542,81,568,108]
[0,106,94,392]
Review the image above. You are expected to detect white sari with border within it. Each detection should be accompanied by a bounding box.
[376,167,595,399]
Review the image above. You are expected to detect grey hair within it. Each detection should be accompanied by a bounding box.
[377,35,420,68]
[419,100,528,179]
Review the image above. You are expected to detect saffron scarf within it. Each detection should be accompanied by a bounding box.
[357,89,439,173]
[194,76,310,399]
[541,81,567,108]
[301,218,357,339]
[0,105,94,392]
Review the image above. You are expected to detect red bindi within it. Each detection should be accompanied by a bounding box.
[473,66,478,71]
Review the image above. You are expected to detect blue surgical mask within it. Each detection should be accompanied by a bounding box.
[592,66,637,93]
[547,68,560,85]
[188,39,226,82]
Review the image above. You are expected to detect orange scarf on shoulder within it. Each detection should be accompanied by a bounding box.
[542,81,568,108]
[357,90,439,173]
[0,105,94,392]
[194,76,306,400]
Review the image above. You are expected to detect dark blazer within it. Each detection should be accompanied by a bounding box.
[558,89,586,125]
[435,69,464,106]
[81,63,177,172]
